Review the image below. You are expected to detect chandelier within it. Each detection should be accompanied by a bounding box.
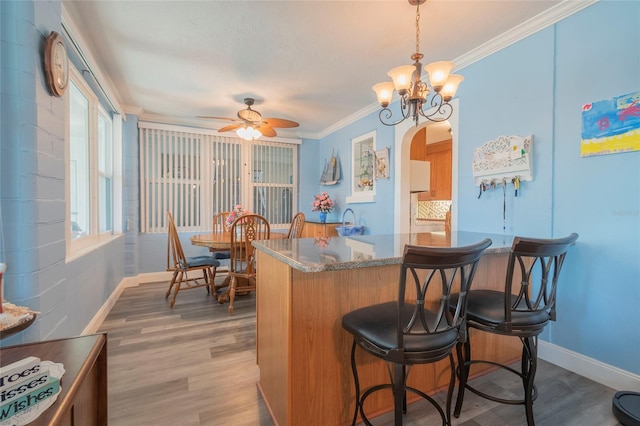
[372,0,463,127]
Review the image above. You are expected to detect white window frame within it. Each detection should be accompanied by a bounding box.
[65,63,122,260]
[98,105,113,234]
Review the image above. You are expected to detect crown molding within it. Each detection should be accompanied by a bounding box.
[454,0,599,71]
[122,105,143,117]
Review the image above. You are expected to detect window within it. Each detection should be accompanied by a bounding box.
[139,123,298,233]
[98,108,113,233]
[346,130,376,203]
[66,64,121,257]
[68,80,90,240]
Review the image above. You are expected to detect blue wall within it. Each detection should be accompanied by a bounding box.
[300,114,396,233]
[0,0,126,347]
[314,1,640,375]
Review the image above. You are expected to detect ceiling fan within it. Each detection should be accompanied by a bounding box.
[198,98,299,140]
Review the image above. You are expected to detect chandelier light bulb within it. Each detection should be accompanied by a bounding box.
[387,64,416,95]
[441,74,464,102]
[424,61,454,92]
[372,82,395,107]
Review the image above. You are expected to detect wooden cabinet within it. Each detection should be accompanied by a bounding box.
[0,334,108,426]
[300,221,340,238]
[425,140,452,200]
[410,128,452,200]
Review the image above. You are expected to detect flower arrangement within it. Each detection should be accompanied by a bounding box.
[226,204,250,228]
[311,192,335,213]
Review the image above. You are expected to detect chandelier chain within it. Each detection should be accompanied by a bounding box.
[415,4,421,54]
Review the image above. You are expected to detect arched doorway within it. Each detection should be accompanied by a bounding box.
[393,98,459,235]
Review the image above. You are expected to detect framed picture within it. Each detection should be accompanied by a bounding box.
[374,147,390,179]
[346,131,376,204]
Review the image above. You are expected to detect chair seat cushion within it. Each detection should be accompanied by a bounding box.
[183,256,220,268]
[213,251,231,259]
[342,301,459,361]
[454,290,550,330]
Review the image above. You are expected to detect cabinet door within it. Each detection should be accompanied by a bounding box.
[425,140,452,200]
[301,223,339,238]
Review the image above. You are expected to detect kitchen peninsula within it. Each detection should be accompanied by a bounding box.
[253,231,523,426]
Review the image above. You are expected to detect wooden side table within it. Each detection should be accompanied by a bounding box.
[0,333,108,426]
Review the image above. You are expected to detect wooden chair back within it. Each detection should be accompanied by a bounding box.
[213,211,230,233]
[227,214,270,314]
[229,214,270,276]
[287,212,306,239]
[165,211,218,308]
[167,211,186,271]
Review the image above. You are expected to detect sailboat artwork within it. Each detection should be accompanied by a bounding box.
[320,150,341,185]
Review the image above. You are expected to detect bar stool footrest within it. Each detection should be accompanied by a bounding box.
[462,359,538,405]
[357,383,448,426]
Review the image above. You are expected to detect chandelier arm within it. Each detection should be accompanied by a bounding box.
[378,108,413,127]
[417,95,453,122]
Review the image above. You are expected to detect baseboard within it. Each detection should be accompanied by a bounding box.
[139,271,174,284]
[539,340,640,391]
[82,276,139,335]
[84,269,231,335]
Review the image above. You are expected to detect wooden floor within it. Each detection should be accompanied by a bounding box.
[98,279,622,426]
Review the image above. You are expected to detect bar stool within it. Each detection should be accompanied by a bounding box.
[341,239,492,426]
[452,233,578,425]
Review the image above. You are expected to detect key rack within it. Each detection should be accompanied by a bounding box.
[472,135,533,186]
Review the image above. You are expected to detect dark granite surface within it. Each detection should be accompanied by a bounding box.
[253,231,516,273]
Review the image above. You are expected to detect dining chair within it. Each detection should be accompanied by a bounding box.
[452,233,578,425]
[211,211,231,260]
[286,212,305,239]
[166,211,220,308]
[226,213,270,315]
[341,239,492,425]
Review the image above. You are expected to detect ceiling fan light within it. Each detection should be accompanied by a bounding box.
[236,126,262,141]
[387,64,415,95]
[249,126,262,139]
[372,82,395,108]
[424,61,454,92]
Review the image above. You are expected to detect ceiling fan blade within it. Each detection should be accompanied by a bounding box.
[261,118,299,128]
[197,116,242,122]
[218,124,244,133]
[255,125,277,137]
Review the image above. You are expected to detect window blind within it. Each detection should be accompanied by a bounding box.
[140,124,297,233]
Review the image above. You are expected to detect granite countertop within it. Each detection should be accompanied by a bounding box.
[253,231,516,273]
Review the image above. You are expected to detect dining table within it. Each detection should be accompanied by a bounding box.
[190,230,287,302]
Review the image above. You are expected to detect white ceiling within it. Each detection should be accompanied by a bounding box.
[62,0,569,139]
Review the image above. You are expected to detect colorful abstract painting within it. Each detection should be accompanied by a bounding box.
[581,91,640,157]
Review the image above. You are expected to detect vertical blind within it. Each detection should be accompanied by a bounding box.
[140,123,297,233]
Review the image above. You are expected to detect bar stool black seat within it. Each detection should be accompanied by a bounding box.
[342,239,492,426]
[451,233,578,426]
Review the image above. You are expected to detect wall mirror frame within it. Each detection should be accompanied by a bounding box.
[346,130,376,204]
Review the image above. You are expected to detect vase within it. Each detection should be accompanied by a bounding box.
[319,212,327,223]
